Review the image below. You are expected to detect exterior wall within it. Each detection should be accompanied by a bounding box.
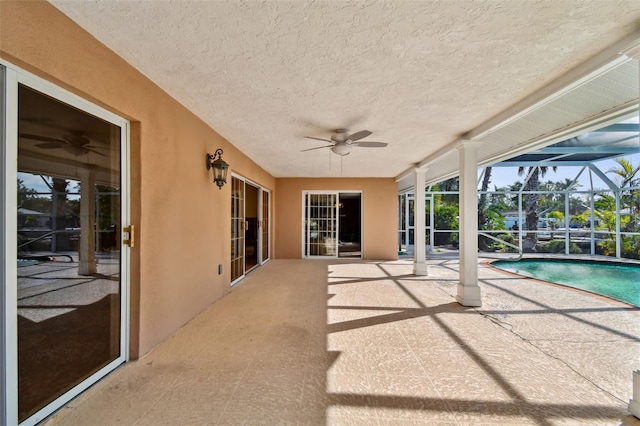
[275,178,398,260]
[0,1,275,357]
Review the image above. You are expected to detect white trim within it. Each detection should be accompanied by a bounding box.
[257,187,264,265]
[260,187,271,266]
[477,103,638,169]
[1,60,125,128]
[1,59,130,426]
[2,64,19,426]
[465,56,634,142]
[120,122,131,363]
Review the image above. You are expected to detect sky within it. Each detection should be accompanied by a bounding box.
[18,173,80,195]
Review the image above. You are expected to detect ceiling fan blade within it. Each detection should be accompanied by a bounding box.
[301,145,333,152]
[36,142,65,149]
[304,136,333,143]
[86,147,107,157]
[19,133,65,144]
[63,145,90,156]
[351,141,388,148]
[347,130,372,142]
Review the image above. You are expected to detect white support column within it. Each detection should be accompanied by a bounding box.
[630,370,640,418]
[79,168,97,275]
[564,191,570,255]
[622,41,640,420]
[413,167,428,276]
[457,141,481,307]
[616,190,621,258]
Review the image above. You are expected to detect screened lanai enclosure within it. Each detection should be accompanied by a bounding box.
[399,116,640,260]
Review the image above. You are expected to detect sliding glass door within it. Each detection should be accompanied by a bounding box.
[230,175,270,285]
[303,191,362,259]
[304,192,338,258]
[2,64,129,426]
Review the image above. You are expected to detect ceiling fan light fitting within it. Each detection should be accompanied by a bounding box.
[331,143,351,156]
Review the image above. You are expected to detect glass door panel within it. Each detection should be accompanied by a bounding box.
[338,193,362,258]
[261,190,269,262]
[16,84,123,423]
[425,196,433,248]
[305,193,337,257]
[244,183,259,272]
[230,177,245,283]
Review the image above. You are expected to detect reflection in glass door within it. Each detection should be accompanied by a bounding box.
[9,80,128,425]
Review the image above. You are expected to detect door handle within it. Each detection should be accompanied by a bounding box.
[123,225,135,248]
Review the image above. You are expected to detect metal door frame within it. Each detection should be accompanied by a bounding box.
[1,60,130,426]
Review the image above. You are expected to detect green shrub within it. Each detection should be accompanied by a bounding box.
[536,240,582,254]
[598,235,640,260]
[479,232,516,252]
[495,233,515,245]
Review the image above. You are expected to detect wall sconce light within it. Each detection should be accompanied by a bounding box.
[206,149,229,189]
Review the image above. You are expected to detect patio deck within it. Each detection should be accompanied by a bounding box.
[44,257,640,425]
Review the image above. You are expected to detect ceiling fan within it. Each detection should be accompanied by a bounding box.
[302,129,388,156]
[19,130,106,157]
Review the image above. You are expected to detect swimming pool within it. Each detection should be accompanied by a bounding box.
[492,259,640,307]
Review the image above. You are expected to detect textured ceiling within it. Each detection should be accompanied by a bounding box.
[50,0,640,179]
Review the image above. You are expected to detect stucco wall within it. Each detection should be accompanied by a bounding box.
[275,178,398,260]
[0,1,275,357]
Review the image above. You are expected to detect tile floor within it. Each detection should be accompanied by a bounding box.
[44,257,640,425]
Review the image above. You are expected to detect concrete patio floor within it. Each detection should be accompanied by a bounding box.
[44,257,640,425]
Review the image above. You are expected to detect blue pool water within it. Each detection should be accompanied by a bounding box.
[492,259,640,307]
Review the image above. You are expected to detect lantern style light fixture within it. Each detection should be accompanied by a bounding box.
[206,149,229,189]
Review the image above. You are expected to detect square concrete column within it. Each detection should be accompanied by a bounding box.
[456,141,481,306]
[619,45,640,419]
[630,370,640,418]
[413,167,428,276]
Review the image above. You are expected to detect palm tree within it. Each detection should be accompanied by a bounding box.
[517,165,557,251]
[607,158,640,188]
[552,178,580,208]
[478,167,492,228]
[568,196,587,216]
[607,158,640,232]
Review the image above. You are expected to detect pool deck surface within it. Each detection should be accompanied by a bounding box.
[44,256,640,425]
